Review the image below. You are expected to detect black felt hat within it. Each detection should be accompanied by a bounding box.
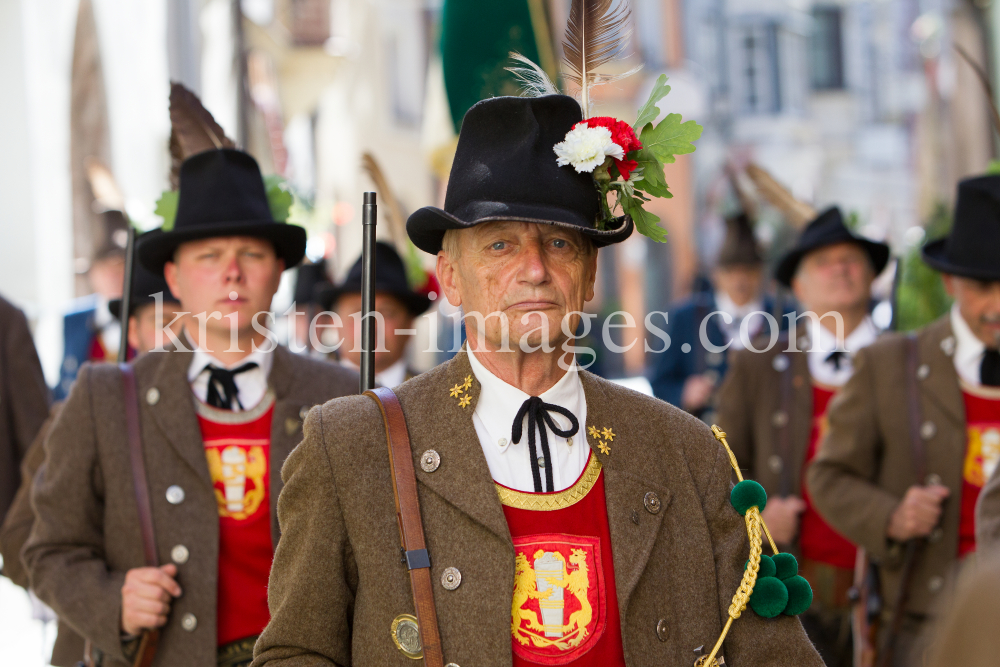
[775,207,890,287]
[718,213,762,267]
[294,261,332,307]
[112,231,179,320]
[406,95,633,255]
[319,241,432,317]
[922,175,1000,281]
[138,149,306,272]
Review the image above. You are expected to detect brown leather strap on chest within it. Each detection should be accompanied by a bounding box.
[365,387,444,667]
[117,364,160,667]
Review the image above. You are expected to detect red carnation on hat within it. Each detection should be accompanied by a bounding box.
[575,116,642,180]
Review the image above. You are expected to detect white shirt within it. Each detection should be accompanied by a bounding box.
[714,291,765,351]
[951,304,987,387]
[187,336,273,411]
[93,297,121,356]
[467,348,589,493]
[806,316,879,387]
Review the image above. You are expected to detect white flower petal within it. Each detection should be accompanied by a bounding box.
[553,126,617,173]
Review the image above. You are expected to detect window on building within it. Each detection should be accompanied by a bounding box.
[810,7,844,90]
[739,23,781,114]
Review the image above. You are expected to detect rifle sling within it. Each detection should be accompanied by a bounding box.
[365,387,445,667]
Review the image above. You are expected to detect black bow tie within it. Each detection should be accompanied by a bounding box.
[982,349,1000,387]
[825,350,847,371]
[512,397,579,493]
[204,362,258,410]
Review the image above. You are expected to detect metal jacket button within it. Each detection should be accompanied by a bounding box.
[420,450,441,473]
[656,618,669,641]
[920,421,936,440]
[768,455,783,474]
[181,613,197,631]
[928,576,944,593]
[441,567,462,591]
[772,410,789,428]
[146,388,160,405]
[171,545,189,565]
[165,485,185,504]
[644,492,661,514]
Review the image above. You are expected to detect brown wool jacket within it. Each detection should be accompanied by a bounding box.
[715,337,813,503]
[807,316,970,618]
[23,345,358,667]
[252,351,822,667]
[0,402,87,667]
[0,295,50,526]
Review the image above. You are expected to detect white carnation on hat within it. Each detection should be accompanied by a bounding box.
[553,125,624,174]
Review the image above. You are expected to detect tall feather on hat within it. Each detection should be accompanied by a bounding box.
[506,0,702,242]
[156,83,292,231]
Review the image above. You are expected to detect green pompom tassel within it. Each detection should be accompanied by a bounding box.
[772,552,798,580]
[757,554,776,578]
[730,480,767,516]
[782,575,813,615]
[744,554,777,579]
[749,576,788,619]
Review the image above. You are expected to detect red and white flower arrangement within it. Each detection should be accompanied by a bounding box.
[552,75,702,242]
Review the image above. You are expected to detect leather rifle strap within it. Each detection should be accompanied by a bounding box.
[877,335,927,667]
[119,364,161,667]
[365,387,445,667]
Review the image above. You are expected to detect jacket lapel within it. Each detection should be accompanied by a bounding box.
[580,373,671,618]
[405,352,512,544]
[918,316,965,428]
[144,347,212,485]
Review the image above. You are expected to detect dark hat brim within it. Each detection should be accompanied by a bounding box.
[921,238,1000,281]
[407,201,634,255]
[776,237,890,287]
[109,295,181,321]
[137,220,307,273]
[318,285,432,317]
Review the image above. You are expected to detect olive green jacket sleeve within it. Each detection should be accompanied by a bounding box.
[254,409,355,666]
[806,344,900,560]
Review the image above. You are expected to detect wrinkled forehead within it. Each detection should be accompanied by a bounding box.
[463,220,588,244]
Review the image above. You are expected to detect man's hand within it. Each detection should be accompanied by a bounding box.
[761,496,807,545]
[887,484,950,542]
[681,374,715,412]
[121,564,182,636]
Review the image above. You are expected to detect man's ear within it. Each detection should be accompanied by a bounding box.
[583,250,598,302]
[941,273,956,298]
[437,252,463,308]
[163,261,180,300]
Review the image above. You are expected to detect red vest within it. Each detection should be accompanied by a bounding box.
[497,453,626,667]
[958,384,1000,557]
[196,392,275,646]
[799,384,857,570]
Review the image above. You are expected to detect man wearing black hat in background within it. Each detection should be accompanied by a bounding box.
[55,210,129,399]
[320,241,432,386]
[24,143,357,667]
[808,175,1000,667]
[715,207,889,666]
[650,213,776,423]
[1,234,181,666]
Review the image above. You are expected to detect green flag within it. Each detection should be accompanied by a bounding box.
[440,0,555,133]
